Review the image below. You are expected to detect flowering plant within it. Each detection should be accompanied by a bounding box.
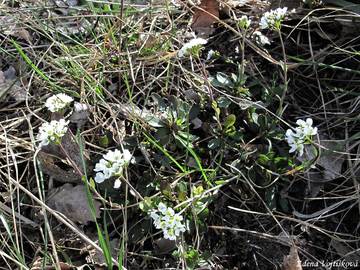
[37,119,69,146]
[45,93,74,112]
[93,149,133,187]
[178,38,207,58]
[238,15,251,30]
[150,202,186,241]
[259,7,288,30]
[285,118,318,156]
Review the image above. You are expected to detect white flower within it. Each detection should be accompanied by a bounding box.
[94,159,109,171]
[165,207,175,217]
[285,118,317,156]
[113,179,122,189]
[178,38,207,58]
[37,119,69,146]
[206,49,216,61]
[94,172,107,183]
[296,118,318,137]
[150,211,160,221]
[93,149,133,184]
[286,130,305,156]
[259,7,288,30]
[122,149,134,164]
[158,202,167,214]
[239,15,251,29]
[45,93,73,112]
[174,223,186,236]
[252,31,271,45]
[163,229,176,241]
[103,149,123,163]
[149,203,187,241]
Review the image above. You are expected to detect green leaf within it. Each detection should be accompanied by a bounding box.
[251,111,259,125]
[180,131,198,141]
[231,73,238,82]
[224,114,236,129]
[144,115,166,128]
[259,114,267,126]
[185,248,200,270]
[216,72,231,85]
[99,134,109,148]
[139,197,153,212]
[178,192,187,201]
[217,96,231,108]
[160,180,173,199]
[192,185,204,196]
[208,138,221,150]
[258,154,270,165]
[155,127,171,145]
[177,181,188,193]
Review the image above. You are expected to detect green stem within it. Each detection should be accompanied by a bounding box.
[277,29,288,116]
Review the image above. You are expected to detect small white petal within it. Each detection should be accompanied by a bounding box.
[206,49,216,60]
[94,159,109,172]
[104,149,122,162]
[312,127,318,136]
[298,144,304,157]
[94,172,106,183]
[150,211,159,220]
[122,149,133,163]
[113,179,121,189]
[296,119,306,127]
[158,202,167,214]
[305,118,313,126]
[289,144,297,153]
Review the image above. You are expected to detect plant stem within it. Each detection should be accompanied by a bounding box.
[240,29,246,84]
[278,29,288,116]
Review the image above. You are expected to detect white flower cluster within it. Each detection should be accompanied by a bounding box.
[260,7,288,30]
[285,118,318,156]
[150,202,186,241]
[37,93,73,147]
[45,93,73,112]
[37,119,69,146]
[238,15,251,29]
[178,38,207,58]
[94,149,133,187]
